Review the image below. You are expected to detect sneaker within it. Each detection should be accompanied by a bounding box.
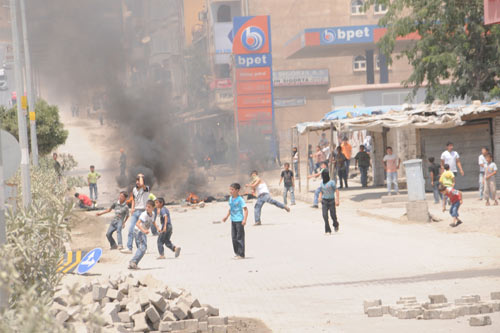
[118,245,124,250]
[128,261,138,270]
[325,232,331,236]
[311,205,318,208]
[121,249,133,254]
[174,247,181,258]
[156,255,166,260]
[110,245,118,250]
[455,220,463,227]
[233,256,244,260]
[254,221,262,226]
[285,206,290,212]
[334,226,339,232]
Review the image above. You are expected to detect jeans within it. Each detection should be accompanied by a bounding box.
[479,172,485,199]
[345,160,351,179]
[449,201,460,217]
[157,224,175,256]
[313,186,321,206]
[432,181,442,203]
[387,172,398,193]
[359,166,368,187]
[254,193,286,223]
[321,198,339,233]
[293,161,299,177]
[127,209,144,250]
[106,219,123,247]
[151,223,158,236]
[337,168,348,188]
[89,183,98,201]
[131,230,147,264]
[308,157,314,175]
[283,185,295,205]
[231,222,245,257]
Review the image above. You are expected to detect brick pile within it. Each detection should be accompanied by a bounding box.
[50,273,229,332]
[363,292,500,326]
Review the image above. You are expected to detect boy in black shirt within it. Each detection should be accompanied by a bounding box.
[279,163,296,206]
[428,157,442,203]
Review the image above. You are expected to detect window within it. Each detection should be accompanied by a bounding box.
[351,0,364,15]
[353,55,367,72]
[374,2,388,14]
[217,5,231,22]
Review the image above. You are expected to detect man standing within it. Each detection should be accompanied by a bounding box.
[88,165,101,202]
[383,147,401,195]
[279,163,296,206]
[341,138,352,179]
[478,147,489,200]
[440,142,464,177]
[122,173,150,253]
[119,148,127,178]
[354,145,371,187]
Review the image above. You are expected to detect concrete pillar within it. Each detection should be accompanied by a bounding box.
[372,131,385,186]
[365,49,375,84]
[379,52,388,84]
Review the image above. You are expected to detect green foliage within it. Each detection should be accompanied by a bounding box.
[0,99,68,155]
[366,0,500,102]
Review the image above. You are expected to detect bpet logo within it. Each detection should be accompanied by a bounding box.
[241,26,266,52]
[236,53,271,68]
[320,26,373,44]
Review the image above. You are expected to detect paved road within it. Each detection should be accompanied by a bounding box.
[60,110,500,332]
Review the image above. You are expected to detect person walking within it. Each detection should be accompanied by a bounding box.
[383,147,400,195]
[246,171,290,226]
[354,145,371,187]
[484,153,498,206]
[428,157,442,204]
[309,161,328,208]
[334,146,348,189]
[88,165,101,202]
[279,163,296,206]
[96,191,130,250]
[128,200,155,269]
[440,142,464,177]
[154,197,181,259]
[478,147,489,200]
[122,173,150,254]
[222,183,248,259]
[341,138,352,179]
[319,169,340,234]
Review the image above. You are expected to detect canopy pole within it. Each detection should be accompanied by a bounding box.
[306,130,310,193]
[329,122,334,177]
[297,127,301,193]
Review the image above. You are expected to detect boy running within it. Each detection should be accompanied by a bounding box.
[128,200,155,269]
[154,197,181,259]
[88,165,101,202]
[439,184,463,227]
[279,163,296,206]
[222,183,248,259]
[96,191,129,250]
[122,173,150,254]
[246,171,290,226]
[308,161,328,208]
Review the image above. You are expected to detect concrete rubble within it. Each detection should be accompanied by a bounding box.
[363,292,500,327]
[50,273,229,332]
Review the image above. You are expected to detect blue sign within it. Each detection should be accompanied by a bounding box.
[76,248,102,274]
[235,53,272,68]
[308,25,376,45]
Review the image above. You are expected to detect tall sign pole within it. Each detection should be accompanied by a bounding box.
[20,0,38,166]
[10,0,31,207]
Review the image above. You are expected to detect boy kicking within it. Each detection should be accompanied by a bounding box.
[96,191,129,250]
[222,183,248,259]
[154,197,181,259]
[439,184,463,227]
[128,200,155,269]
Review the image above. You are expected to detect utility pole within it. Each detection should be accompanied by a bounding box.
[20,0,38,166]
[9,0,31,207]
[0,122,7,311]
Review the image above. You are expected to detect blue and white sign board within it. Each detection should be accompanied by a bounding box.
[305,25,377,45]
[76,247,102,274]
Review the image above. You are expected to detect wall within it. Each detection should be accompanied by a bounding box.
[183,0,205,45]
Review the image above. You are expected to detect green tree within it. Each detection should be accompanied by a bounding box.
[0,99,68,155]
[367,0,500,102]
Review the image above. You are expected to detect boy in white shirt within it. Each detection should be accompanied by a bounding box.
[128,200,155,269]
[478,147,489,200]
[440,142,464,176]
[484,153,498,206]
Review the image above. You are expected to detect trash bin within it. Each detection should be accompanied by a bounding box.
[403,159,426,201]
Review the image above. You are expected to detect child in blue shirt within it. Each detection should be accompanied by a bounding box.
[154,197,181,259]
[222,183,248,259]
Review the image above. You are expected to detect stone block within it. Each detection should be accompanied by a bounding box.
[170,321,185,331]
[363,299,382,314]
[462,295,481,302]
[406,201,430,222]
[479,303,493,314]
[207,317,228,325]
[132,313,148,332]
[102,303,121,323]
[198,321,208,332]
[428,295,447,304]
[159,321,171,332]
[469,315,492,326]
[203,304,219,317]
[366,306,383,317]
[140,274,163,289]
[118,311,132,323]
[439,309,456,320]
[120,297,129,310]
[93,285,108,302]
[168,287,182,299]
[101,297,111,306]
[210,326,227,333]
[89,302,101,314]
[454,306,468,317]
[426,303,451,310]
[139,290,150,307]
[67,306,80,318]
[183,294,201,308]
[106,288,122,301]
[170,306,188,320]
[190,307,207,320]
[423,310,440,320]
[490,301,500,311]
[150,293,168,313]
[82,292,94,305]
[145,306,161,323]
[116,324,131,332]
[149,321,160,331]
[127,276,140,287]
[397,308,422,319]
[468,304,481,315]
[182,319,199,330]
[162,311,176,322]
[56,310,69,324]
[491,292,500,300]
[119,283,130,295]
[53,293,69,307]
[128,300,142,317]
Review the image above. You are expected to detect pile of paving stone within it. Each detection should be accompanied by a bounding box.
[363,292,500,326]
[50,273,229,332]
